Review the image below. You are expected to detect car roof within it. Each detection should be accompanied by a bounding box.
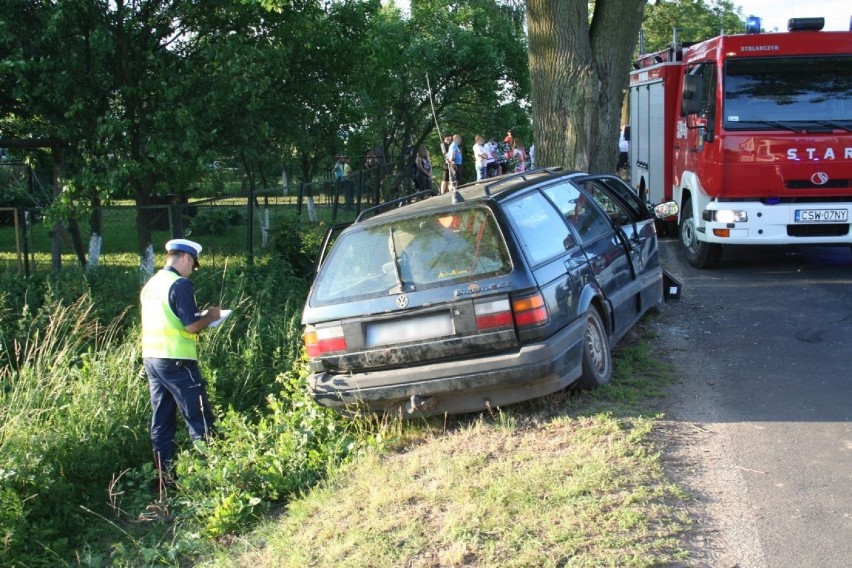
[354,167,582,227]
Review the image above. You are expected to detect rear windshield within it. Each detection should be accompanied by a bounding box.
[311,206,512,305]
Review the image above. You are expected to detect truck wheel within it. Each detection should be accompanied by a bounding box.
[679,199,722,268]
[575,309,612,390]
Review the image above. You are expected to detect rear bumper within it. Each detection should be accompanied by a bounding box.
[308,317,586,416]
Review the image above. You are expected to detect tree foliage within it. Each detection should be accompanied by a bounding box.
[641,0,745,53]
[346,0,529,184]
[0,0,530,266]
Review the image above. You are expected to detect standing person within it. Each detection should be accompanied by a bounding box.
[342,156,352,179]
[472,135,489,181]
[364,149,378,203]
[485,137,498,177]
[364,148,377,169]
[332,157,349,209]
[512,138,527,173]
[342,156,354,209]
[529,143,535,170]
[446,134,463,190]
[617,125,629,172]
[332,157,344,182]
[414,145,433,191]
[496,136,511,174]
[439,134,453,194]
[141,239,223,489]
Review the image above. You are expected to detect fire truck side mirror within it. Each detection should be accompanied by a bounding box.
[681,75,704,116]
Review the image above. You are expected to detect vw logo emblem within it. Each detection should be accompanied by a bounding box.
[810,172,830,185]
[396,295,409,309]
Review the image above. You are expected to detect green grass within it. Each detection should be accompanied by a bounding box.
[0,216,695,567]
[198,326,692,568]
[0,201,362,274]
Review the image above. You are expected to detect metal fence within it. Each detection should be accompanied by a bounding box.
[0,164,429,275]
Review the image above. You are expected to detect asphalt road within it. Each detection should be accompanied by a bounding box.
[655,238,852,567]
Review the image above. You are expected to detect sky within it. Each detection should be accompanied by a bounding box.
[390,1,850,32]
[736,0,850,32]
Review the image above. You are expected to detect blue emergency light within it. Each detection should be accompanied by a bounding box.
[745,16,762,34]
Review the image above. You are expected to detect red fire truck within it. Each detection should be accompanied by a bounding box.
[628,17,852,268]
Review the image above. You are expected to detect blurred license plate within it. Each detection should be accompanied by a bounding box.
[365,312,454,347]
[794,209,848,223]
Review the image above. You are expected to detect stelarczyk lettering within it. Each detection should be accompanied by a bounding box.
[741,45,780,52]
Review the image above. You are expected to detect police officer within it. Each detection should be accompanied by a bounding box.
[141,238,222,488]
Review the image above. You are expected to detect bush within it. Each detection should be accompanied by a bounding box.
[176,363,364,538]
[190,208,245,235]
[270,220,324,279]
[0,165,44,224]
[201,258,309,413]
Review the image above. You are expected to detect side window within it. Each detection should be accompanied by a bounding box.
[542,182,612,243]
[503,191,570,265]
[699,62,717,119]
[581,180,632,226]
[595,177,647,219]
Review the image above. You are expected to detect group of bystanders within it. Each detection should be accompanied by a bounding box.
[428,130,535,194]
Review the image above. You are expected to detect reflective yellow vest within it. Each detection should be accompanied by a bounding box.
[141,269,198,360]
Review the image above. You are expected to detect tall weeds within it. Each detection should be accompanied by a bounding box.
[0,295,149,565]
[0,250,374,566]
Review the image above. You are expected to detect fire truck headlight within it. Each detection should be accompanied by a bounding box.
[714,209,748,223]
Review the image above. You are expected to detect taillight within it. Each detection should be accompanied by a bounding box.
[304,325,347,358]
[474,298,514,330]
[512,293,548,327]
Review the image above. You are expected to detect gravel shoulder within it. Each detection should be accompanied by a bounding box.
[650,298,766,568]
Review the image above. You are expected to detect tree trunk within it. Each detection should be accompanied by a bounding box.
[67,217,87,268]
[526,0,645,174]
[135,188,155,277]
[51,145,64,271]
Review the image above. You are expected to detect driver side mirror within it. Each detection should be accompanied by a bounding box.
[653,201,679,219]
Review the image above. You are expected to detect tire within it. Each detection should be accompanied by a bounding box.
[575,309,612,390]
[679,198,723,268]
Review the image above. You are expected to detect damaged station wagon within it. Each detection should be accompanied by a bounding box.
[302,168,677,417]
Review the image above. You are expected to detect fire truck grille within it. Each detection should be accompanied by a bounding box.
[785,179,851,189]
[763,196,852,205]
[787,224,850,237]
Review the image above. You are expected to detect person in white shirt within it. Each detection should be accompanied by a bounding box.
[617,125,629,171]
[472,135,489,181]
[485,138,499,177]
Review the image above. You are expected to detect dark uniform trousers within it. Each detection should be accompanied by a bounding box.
[143,357,215,476]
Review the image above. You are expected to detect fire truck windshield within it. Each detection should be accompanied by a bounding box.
[723,55,852,130]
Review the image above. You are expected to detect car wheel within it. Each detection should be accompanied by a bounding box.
[575,309,612,390]
[679,199,722,268]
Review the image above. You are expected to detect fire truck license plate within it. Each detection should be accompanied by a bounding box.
[794,209,849,223]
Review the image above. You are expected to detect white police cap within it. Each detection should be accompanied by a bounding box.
[165,238,202,268]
